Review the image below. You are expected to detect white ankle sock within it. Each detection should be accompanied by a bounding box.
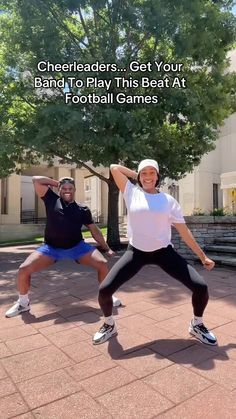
[193,316,203,326]
[104,316,114,326]
[18,294,29,307]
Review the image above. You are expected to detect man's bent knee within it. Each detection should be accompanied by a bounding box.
[18,263,35,277]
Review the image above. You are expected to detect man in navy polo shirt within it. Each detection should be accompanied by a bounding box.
[5,175,121,317]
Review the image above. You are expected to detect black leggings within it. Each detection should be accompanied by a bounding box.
[99,244,209,317]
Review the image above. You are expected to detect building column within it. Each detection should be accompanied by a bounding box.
[0,174,21,224]
[74,167,86,203]
[222,188,228,208]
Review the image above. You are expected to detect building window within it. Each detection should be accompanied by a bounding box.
[84,177,92,208]
[213,183,219,209]
[84,178,91,192]
[1,178,8,214]
[168,184,179,202]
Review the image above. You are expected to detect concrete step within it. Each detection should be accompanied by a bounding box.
[119,225,127,238]
[205,245,236,255]
[215,237,236,245]
[186,253,236,267]
[189,253,236,267]
[206,254,236,267]
[190,254,236,267]
[205,239,236,267]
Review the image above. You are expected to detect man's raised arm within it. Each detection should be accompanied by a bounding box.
[32,176,59,197]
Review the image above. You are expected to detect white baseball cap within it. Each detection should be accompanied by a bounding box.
[138,159,159,174]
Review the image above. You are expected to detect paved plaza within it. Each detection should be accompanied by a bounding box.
[0,242,236,418]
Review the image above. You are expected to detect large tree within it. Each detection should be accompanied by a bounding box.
[0,0,236,247]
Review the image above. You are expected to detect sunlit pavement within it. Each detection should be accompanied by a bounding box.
[0,243,236,419]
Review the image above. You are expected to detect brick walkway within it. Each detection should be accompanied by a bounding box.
[0,243,236,418]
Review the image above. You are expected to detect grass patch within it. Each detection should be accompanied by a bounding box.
[0,227,108,246]
[82,226,107,238]
[0,237,44,247]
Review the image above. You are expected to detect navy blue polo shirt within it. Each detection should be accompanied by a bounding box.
[41,188,94,249]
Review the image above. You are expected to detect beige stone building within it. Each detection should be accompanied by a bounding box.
[1,107,235,242]
[163,50,236,215]
[163,111,236,215]
[1,52,236,241]
[0,159,126,241]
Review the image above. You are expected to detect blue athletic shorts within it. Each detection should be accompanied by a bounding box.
[36,240,94,261]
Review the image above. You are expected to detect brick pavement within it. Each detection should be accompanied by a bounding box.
[0,243,236,418]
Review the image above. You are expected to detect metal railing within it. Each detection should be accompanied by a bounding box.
[20,211,46,224]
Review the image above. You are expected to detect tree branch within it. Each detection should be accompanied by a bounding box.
[153,35,158,59]
[129,33,150,61]
[18,95,36,109]
[51,150,109,184]
[78,6,90,39]
[77,160,109,184]
[77,6,97,58]
[37,0,91,57]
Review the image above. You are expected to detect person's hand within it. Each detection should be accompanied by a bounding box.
[201,256,215,270]
[105,248,115,257]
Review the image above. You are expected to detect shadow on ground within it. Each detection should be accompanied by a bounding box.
[1,245,236,311]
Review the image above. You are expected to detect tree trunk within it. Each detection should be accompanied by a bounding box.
[106,176,122,249]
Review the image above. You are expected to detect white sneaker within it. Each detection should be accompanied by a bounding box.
[93,322,117,345]
[189,321,217,346]
[5,301,30,318]
[112,295,122,307]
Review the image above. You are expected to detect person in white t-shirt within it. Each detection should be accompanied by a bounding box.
[93,159,217,346]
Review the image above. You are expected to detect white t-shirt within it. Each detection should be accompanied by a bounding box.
[123,180,185,251]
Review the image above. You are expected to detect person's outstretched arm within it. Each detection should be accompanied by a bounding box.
[173,223,215,270]
[32,176,59,197]
[110,164,137,193]
[86,224,113,256]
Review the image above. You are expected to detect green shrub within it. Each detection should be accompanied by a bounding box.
[192,208,206,216]
[210,208,225,216]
